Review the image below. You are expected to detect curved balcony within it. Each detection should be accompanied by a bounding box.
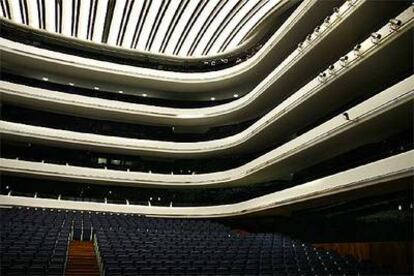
[2,72,412,158]
[1,85,411,187]
[2,5,412,128]
[1,0,406,101]
[0,151,412,217]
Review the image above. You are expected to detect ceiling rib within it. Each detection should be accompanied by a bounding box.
[202,0,247,55]
[92,0,109,42]
[220,0,268,52]
[173,0,207,56]
[146,0,171,51]
[159,0,188,53]
[131,0,150,49]
[187,0,225,56]
[121,0,143,48]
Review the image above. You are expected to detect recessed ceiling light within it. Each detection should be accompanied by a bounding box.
[94,87,100,90]
[42,77,49,81]
[210,97,216,101]
[68,82,74,86]
[142,93,148,97]
[118,90,123,94]
[233,94,239,98]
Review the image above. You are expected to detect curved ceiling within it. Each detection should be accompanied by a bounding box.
[0,0,283,57]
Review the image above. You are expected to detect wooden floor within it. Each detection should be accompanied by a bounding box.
[65,240,100,276]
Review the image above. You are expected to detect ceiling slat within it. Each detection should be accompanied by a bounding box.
[120,0,143,47]
[60,0,71,36]
[172,0,207,56]
[44,0,56,32]
[77,0,91,39]
[158,0,188,53]
[91,0,108,42]
[228,0,276,49]
[26,0,40,28]
[7,0,23,24]
[106,0,126,45]
[203,0,247,55]
[220,0,269,52]
[135,0,162,51]
[189,0,232,56]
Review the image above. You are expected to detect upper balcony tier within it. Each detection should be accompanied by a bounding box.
[1,0,408,101]
[2,3,412,128]
[1,81,412,187]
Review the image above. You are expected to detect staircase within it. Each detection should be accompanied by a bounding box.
[65,240,100,276]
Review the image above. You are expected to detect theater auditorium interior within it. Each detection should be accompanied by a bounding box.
[0,0,413,275]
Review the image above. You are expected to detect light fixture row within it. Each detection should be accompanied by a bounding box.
[41,76,240,100]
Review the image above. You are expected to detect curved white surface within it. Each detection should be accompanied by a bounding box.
[0,0,362,97]
[2,75,413,158]
[2,5,412,127]
[0,0,290,57]
[1,85,411,187]
[0,150,412,218]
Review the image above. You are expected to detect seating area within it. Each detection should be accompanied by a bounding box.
[0,207,380,275]
[0,207,71,275]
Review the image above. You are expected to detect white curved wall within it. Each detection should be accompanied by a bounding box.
[0,0,371,99]
[1,84,412,187]
[0,150,412,218]
[2,5,412,127]
[2,75,413,159]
